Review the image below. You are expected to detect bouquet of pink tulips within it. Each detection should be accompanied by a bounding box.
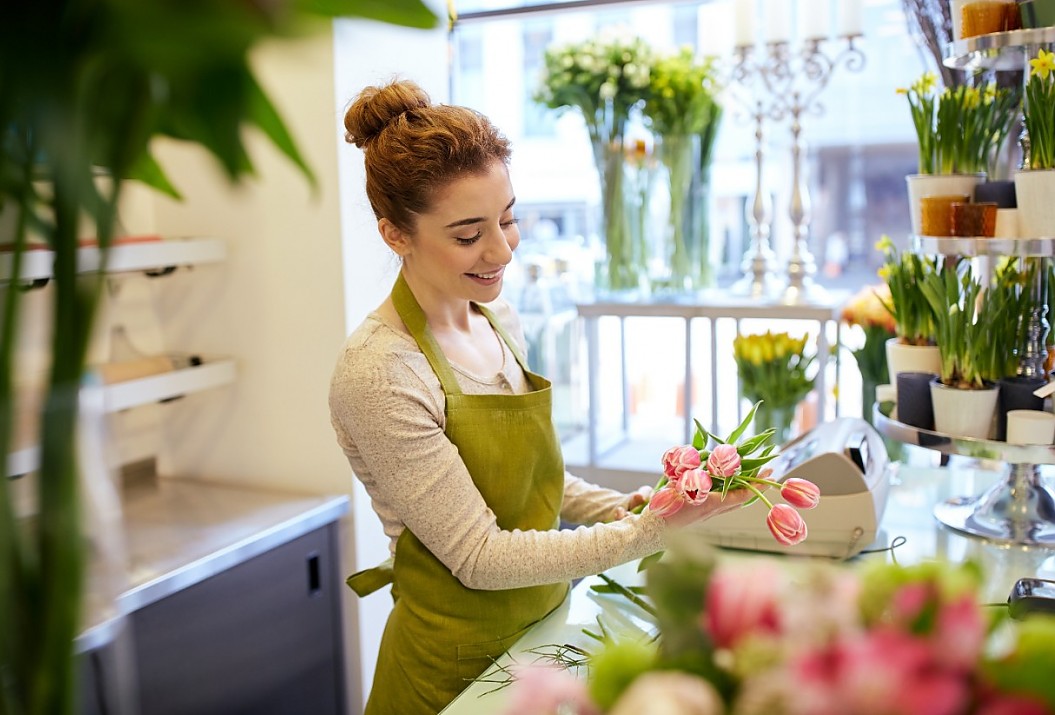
[502,554,1055,715]
[643,401,820,546]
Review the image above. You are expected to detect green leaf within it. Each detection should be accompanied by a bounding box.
[727,400,762,445]
[736,430,775,455]
[294,0,439,28]
[637,551,665,572]
[126,150,182,200]
[693,418,716,446]
[246,74,316,187]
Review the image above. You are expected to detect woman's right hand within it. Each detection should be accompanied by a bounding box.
[658,487,757,528]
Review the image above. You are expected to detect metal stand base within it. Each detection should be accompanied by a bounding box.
[933,463,1055,546]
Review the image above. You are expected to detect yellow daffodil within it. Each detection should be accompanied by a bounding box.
[1030,48,1055,80]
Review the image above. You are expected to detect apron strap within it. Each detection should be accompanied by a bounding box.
[474,303,533,377]
[391,273,464,396]
[346,557,395,597]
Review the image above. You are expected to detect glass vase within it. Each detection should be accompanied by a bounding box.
[753,401,795,446]
[592,138,647,296]
[659,133,696,293]
[656,134,713,294]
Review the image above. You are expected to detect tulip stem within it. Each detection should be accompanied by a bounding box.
[739,481,774,509]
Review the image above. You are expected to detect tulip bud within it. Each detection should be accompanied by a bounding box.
[706,443,741,478]
[661,445,701,482]
[678,468,712,505]
[647,486,685,519]
[767,504,808,545]
[781,478,821,510]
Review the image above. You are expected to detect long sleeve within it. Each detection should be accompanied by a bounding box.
[329,314,667,591]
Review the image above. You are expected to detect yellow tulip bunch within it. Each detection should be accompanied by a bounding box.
[732,331,817,414]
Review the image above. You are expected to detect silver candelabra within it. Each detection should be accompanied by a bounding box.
[730,35,866,303]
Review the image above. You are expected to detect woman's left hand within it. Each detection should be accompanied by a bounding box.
[611,485,654,521]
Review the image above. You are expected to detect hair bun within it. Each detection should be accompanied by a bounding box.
[344,79,432,148]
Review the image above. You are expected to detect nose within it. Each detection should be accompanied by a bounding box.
[484,222,517,265]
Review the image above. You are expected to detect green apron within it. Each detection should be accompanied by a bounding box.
[347,273,570,715]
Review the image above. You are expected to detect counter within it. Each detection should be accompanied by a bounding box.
[442,459,1055,714]
[77,478,349,653]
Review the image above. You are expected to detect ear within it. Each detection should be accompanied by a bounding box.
[378,218,412,257]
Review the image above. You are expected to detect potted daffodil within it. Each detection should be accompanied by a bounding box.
[1015,48,1055,238]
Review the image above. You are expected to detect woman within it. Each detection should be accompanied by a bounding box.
[329,79,748,715]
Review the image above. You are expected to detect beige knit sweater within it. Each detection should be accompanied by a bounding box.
[329,298,666,591]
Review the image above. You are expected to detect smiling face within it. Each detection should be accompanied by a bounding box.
[387,159,520,316]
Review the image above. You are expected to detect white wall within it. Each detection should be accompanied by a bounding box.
[332,7,449,708]
[142,28,364,711]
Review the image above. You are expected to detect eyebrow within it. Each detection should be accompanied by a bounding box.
[443,197,516,229]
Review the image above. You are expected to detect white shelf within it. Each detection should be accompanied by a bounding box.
[911,235,1055,257]
[5,359,237,477]
[1,237,227,283]
[6,445,40,479]
[102,358,236,413]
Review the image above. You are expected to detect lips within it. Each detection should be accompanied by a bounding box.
[467,268,503,281]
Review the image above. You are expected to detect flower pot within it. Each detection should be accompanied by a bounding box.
[886,338,942,383]
[930,378,1000,440]
[974,179,1017,208]
[995,376,1047,441]
[1020,0,1055,28]
[906,173,986,236]
[897,371,937,430]
[1013,169,1055,238]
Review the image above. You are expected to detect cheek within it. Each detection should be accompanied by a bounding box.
[508,226,521,252]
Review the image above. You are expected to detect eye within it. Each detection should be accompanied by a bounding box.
[500,218,520,229]
[454,231,482,245]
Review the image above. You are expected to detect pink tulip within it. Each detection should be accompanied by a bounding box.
[661,445,701,483]
[767,504,808,545]
[706,443,741,478]
[678,468,712,505]
[703,564,783,649]
[502,664,600,715]
[781,478,820,510]
[647,485,686,518]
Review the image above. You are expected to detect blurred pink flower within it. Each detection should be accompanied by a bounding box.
[792,629,970,715]
[780,478,820,510]
[975,695,1051,715]
[706,443,741,478]
[703,564,783,649]
[502,664,599,715]
[648,485,686,518]
[767,504,807,546]
[933,594,986,672]
[678,468,712,505]
[662,445,702,483]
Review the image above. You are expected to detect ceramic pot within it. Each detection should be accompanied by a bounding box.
[974,179,1017,208]
[1014,169,1055,238]
[897,371,937,431]
[995,376,1047,441]
[886,338,942,383]
[905,173,986,236]
[930,378,1000,440]
[1020,0,1055,27]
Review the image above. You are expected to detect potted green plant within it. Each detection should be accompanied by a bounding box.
[1015,48,1055,238]
[0,2,437,713]
[874,235,941,381]
[900,72,1019,235]
[986,259,1047,440]
[919,259,1001,439]
[639,46,722,293]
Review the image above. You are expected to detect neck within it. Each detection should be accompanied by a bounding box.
[400,270,476,333]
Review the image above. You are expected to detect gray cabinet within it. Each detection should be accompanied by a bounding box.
[129,523,345,715]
